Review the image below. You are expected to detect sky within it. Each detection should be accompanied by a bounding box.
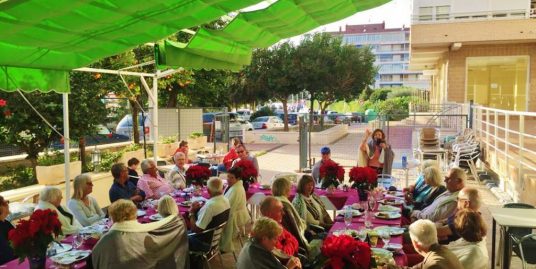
[286,0,412,43]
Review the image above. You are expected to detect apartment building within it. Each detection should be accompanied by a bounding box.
[331,22,430,89]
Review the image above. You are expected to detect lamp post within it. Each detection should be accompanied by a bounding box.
[91,146,101,173]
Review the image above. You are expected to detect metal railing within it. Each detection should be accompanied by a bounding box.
[412,9,530,24]
[472,105,536,199]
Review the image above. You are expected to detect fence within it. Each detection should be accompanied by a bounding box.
[472,105,536,202]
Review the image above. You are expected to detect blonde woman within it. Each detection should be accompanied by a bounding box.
[158,195,179,217]
[68,173,105,226]
[36,187,81,235]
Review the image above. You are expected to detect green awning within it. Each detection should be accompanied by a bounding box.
[157,0,390,70]
[0,0,263,93]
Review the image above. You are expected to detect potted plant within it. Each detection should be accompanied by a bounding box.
[119,144,144,164]
[8,209,62,269]
[185,165,211,187]
[156,136,178,157]
[319,160,345,190]
[348,166,377,201]
[187,132,207,150]
[233,159,258,191]
[35,151,81,185]
[313,234,372,269]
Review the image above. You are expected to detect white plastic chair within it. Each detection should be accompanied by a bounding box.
[247,192,266,221]
[319,195,337,220]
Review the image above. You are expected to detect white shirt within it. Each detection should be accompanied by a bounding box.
[67,196,105,227]
[412,190,459,222]
[196,195,230,230]
[36,201,82,236]
[165,165,187,189]
[447,238,488,269]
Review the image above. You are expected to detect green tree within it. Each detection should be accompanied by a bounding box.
[243,42,301,131]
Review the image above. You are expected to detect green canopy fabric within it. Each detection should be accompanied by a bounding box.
[0,0,262,93]
[156,0,390,70]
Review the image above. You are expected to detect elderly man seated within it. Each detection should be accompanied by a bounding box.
[410,167,466,222]
[436,187,481,244]
[166,152,187,189]
[231,144,259,173]
[188,177,230,251]
[137,159,174,199]
[237,217,302,269]
[109,163,145,204]
[92,199,188,269]
[261,196,300,257]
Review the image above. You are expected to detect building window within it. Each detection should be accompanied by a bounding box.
[419,6,433,21]
[436,6,450,20]
[466,56,529,111]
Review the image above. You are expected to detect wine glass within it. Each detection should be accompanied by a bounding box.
[368,197,376,212]
[364,211,373,229]
[72,233,83,250]
[381,231,391,248]
[343,206,352,231]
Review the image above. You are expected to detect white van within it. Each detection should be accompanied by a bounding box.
[115,113,152,141]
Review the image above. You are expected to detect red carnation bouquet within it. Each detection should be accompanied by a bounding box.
[349,166,377,190]
[185,165,211,186]
[233,159,258,183]
[8,209,62,263]
[316,234,372,269]
[275,228,299,256]
[319,160,345,189]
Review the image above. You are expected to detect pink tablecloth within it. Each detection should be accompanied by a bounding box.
[246,184,356,210]
[329,222,408,267]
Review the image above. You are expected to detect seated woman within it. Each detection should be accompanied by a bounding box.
[272,177,309,251]
[446,209,488,269]
[68,173,105,226]
[404,160,437,204]
[92,199,188,269]
[158,195,179,217]
[221,167,251,253]
[0,195,16,265]
[410,165,446,210]
[165,152,188,189]
[292,175,333,229]
[359,128,394,175]
[237,217,302,269]
[36,187,81,235]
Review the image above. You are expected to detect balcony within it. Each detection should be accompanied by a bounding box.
[412,9,532,25]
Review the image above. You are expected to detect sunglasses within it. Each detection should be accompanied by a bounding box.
[236,150,244,153]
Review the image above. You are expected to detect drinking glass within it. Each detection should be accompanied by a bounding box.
[381,231,391,248]
[343,206,352,231]
[72,233,83,250]
[364,212,373,229]
[368,197,376,212]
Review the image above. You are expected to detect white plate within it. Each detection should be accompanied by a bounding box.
[374,226,405,236]
[378,199,404,206]
[372,247,393,257]
[384,243,403,251]
[136,210,146,217]
[180,201,192,207]
[51,250,91,265]
[378,205,401,212]
[374,212,402,219]
[259,185,271,190]
[49,243,72,254]
[149,214,163,221]
[332,229,361,238]
[337,209,363,217]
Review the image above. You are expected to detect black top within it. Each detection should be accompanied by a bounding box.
[128,168,139,186]
[0,220,16,265]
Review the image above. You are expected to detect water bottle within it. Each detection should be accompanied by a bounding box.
[402,155,408,169]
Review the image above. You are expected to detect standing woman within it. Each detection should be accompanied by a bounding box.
[68,173,105,226]
[0,195,16,265]
[221,167,251,252]
[359,128,394,175]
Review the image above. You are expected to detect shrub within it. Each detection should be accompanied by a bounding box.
[86,150,123,172]
[0,166,36,192]
[368,89,391,102]
[189,132,203,138]
[160,136,176,144]
[37,151,78,166]
[387,87,414,99]
[376,96,414,121]
[250,106,275,120]
[123,144,141,152]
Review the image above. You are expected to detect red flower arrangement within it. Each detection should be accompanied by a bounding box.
[8,209,62,262]
[185,165,211,186]
[319,160,345,189]
[318,234,371,269]
[275,227,299,256]
[233,159,258,183]
[349,166,377,190]
[0,99,6,107]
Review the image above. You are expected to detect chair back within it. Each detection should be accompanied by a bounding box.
[504,203,535,237]
[518,233,536,266]
[207,208,230,230]
[189,221,227,260]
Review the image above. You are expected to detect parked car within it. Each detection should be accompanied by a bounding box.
[51,124,130,149]
[236,109,252,121]
[252,116,285,129]
[275,112,299,125]
[116,113,151,140]
[203,112,253,140]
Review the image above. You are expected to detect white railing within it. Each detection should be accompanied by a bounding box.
[472,105,536,200]
[412,9,530,24]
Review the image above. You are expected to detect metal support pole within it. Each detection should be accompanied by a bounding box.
[62,93,71,200]
[152,72,159,161]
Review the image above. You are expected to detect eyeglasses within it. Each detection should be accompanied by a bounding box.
[236,150,244,154]
[444,176,458,182]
